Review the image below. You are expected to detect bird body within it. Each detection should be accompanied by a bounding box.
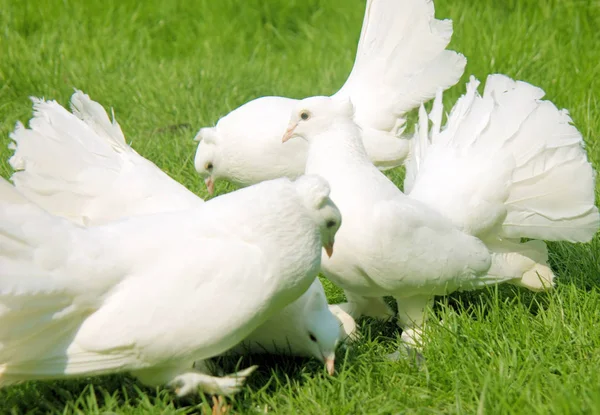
[7,91,350,378]
[194,0,466,191]
[0,175,336,393]
[283,74,599,348]
[303,115,492,299]
[3,90,347,393]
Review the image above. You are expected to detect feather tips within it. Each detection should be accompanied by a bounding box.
[407,74,599,242]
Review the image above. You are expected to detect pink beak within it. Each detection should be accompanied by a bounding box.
[282,123,298,143]
[205,177,214,195]
[324,243,334,258]
[325,357,335,375]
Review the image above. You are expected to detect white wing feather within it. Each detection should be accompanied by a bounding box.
[334,0,466,167]
[9,91,203,225]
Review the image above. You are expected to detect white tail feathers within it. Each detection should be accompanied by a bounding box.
[0,178,132,383]
[338,0,466,123]
[0,177,75,376]
[408,74,599,244]
[0,177,28,205]
[70,90,129,152]
[486,239,555,292]
[9,91,202,225]
[334,0,466,168]
[9,93,130,224]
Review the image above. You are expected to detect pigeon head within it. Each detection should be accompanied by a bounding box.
[293,175,341,258]
[282,96,354,143]
[194,127,221,195]
[236,279,344,375]
[194,97,307,192]
[296,279,342,375]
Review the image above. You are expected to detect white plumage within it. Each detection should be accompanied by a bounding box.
[407,76,598,242]
[0,173,341,395]
[282,74,599,350]
[7,91,353,376]
[226,279,351,369]
[9,94,202,224]
[193,0,466,192]
[0,92,346,394]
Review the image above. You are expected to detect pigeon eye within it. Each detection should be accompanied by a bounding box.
[205,162,213,171]
[309,332,317,342]
[326,220,336,229]
[300,111,310,121]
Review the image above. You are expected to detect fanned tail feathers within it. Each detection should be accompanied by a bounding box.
[406,74,598,292]
[0,179,136,384]
[404,88,443,193]
[9,91,202,225]
[9,92,131,224]
[339,0,466,123]
[334,0,466,168]
[408,74,599,242]
[70,90,129,152]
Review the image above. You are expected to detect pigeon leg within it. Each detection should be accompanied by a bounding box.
[167,365,258,397]
[336,291,394,320]
[133,363,258,397]
[387,294,432,362]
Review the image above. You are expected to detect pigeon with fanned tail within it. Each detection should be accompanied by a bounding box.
[7,91,352,379]
[281,74,599,352]
[194,0,466,193]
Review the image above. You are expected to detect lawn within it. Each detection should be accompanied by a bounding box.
[1,0,599,413]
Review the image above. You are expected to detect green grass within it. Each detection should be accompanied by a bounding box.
[1,0,600,413]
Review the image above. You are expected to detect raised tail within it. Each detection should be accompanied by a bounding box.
[407,74,599,291]
[483,76,599,242]
[334,0,466,168]
[9,92,127,223]
[408,74,599,242]
[0,178,133,385]
[0,178,82,381]
[9,91,202,225]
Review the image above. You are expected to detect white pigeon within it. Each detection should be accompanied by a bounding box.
[194,0,466,193]
[0,173,341,395]
[281,74,600,350]
[8,91,356,375]
[225,278,353,375]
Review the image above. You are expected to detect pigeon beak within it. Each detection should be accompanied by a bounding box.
[325,357,335,375]
[324,242,334,258]
[205,177,214,195]
[282,122,298,143]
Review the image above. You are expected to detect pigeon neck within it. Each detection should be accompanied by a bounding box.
[306,121,371,163]
[305,121,379,181]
